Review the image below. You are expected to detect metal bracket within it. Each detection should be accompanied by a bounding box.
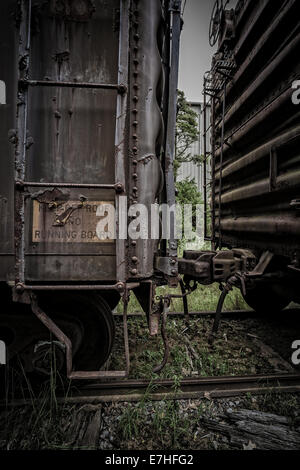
[156,256,178,278]
[52,201,84,227]
[169,0,181,12]
[153,297,170,374]
[30,292,130,380]
[247,251,274,278]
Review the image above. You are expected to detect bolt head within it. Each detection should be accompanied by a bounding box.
[118,84,127,94]
[116,282,125,292]
[15,283,24,293]
[15,180,24,190]
[115,183,124,193]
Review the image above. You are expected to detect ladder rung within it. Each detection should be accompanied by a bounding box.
[19,79,127,94]
[15,180,124,192]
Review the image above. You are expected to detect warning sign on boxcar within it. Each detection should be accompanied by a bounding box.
[32,200,115,243]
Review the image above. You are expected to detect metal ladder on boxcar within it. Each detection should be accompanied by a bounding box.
[202,56,236,249]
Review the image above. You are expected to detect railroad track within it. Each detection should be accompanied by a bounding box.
[2,308,300,407]
[63,373,300,403]
[2,373,300,407]
[113,307,300,319]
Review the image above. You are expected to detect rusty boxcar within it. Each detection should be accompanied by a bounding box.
[0,0,182,378]
[180,0,300,323]
[2,0,299,381]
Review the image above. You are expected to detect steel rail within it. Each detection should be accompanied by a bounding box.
[3,373,300,406]
[60,373,300,403]
[113,308,300,319]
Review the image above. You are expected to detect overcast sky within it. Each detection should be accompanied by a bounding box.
[178,0,238,103]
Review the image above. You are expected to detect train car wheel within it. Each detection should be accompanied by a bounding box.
[37,292,115,372]
[242,283,290,315]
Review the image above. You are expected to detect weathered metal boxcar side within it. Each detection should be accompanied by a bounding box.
[0,0,182,379]
[210,0,300,261]
[180,0,300,314]
[0,0,180,286]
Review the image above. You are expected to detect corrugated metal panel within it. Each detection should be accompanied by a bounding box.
[210,0,300,257]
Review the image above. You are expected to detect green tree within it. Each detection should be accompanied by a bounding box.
[174,92,209,242]
[174,90,203,179]
[176,178,203,227]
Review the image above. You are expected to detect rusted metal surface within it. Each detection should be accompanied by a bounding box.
[179,248,256,285]
[67,373,300,402]
[0,0,180,287]
[0,1,182,379]
[14,281,140,293]
[19,78,126,93]
[14,0,31,286]
[127,0,169,280]
[25,0,120,282]
[153,298,170,374]
[220,0,298,106]
[161,0,181,282]
[203,74,211,241]
[207,0,300,259]
[114,0,129,283]
[0,0,122,284]
[19,181,123,190]
[5,373,300,405]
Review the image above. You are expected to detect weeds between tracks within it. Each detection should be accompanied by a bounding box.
[1,285,299,450]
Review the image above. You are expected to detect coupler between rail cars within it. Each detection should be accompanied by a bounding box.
[178,249,300,342]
